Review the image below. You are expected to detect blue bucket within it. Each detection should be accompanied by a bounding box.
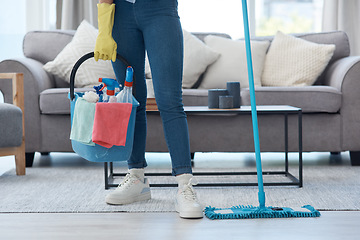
[68,52,138,162]
[69,93,138,162]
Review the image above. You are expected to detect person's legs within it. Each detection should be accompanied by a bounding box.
[105,0,150,205]
[112,0,147,169]
[135,0,202,218]
[107,1,202,217]
[136,0,192,176]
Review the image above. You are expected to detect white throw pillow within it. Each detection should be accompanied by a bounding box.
[43,20,116,88]
[182,30,220,88]
[261,31,336,87]
[198,35,270,89]
[146,79,155,98]
[144,30,220,89]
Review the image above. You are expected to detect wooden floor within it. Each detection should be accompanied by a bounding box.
[0,152,359,240]
[0,211,359,240]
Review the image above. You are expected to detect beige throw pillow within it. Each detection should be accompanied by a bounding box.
[261,31,336,87]
[43,20,116,88]
[182,30,220,88]
[198,35,270,89]
[144,30,220,89]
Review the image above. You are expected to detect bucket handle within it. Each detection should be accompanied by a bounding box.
[69,52,134,101]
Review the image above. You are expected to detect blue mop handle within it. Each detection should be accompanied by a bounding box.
[241,0,266,208]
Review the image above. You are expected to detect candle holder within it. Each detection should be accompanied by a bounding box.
[219,95,234,109]
[226,82,241,108]
[208,89,228,108]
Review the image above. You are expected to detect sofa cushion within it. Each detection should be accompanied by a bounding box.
[199,36,270,89]
[182,89,208,106]
[0,103,23,147]
[40,86,341,114]
[261,31,336,87]
[241,86,342,113]
[41,88,209,114]
[40,88,92,115]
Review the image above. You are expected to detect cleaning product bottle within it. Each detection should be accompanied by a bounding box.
[116,66,134,104]
[93,84,104,102]
[99,78,120,102]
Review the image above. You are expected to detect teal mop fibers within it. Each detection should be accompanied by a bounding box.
[204,0,320,220]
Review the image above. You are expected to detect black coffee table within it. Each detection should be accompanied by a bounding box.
[104,105,303,189]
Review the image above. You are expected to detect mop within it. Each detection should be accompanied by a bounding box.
[204,0,320,220]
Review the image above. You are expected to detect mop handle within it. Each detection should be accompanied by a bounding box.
[241,0,266,208]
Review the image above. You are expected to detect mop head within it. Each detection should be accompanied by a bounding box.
[204,205,320,220]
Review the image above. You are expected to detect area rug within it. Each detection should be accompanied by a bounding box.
[0,164,359,213]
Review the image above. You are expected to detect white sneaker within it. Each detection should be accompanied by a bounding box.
[105,170,151,205]
[175,174,203,219]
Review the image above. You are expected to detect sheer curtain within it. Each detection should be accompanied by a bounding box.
[57,0,98,30]
[322,0,360,56]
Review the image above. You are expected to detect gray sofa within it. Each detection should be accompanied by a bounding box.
[0,30,359,166]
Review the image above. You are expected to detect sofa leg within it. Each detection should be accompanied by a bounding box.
[349,151,360,166]
[26,152,35,167]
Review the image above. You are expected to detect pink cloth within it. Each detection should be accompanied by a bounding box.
[92,102,133,148]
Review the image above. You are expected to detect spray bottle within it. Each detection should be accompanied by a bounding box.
[116,66,134,104]
[99,78,120,102]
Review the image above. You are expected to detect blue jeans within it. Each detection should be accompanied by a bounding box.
[112,0,192,175]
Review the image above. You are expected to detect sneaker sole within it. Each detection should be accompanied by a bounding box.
[175,203,203,219]
[106,191,151,205]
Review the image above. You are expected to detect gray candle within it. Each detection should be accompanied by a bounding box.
[219,95,234,109]
[226,82,241,108]
[208,89,228,108]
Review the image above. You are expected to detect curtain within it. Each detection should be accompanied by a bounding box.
[57,0,98,30]
[322,0,360,56]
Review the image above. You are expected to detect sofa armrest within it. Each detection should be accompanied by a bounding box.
[0,58,55,152]
[325,56,360,150]
[324,56,360,90]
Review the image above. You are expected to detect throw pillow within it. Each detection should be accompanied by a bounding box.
[261,31,336,87]
[144,30,220,89]
[182,29,220,88]
[198,35,270,89]
[43,20,116,88]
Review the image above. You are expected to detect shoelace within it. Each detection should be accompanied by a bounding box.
[180,178,198,201]
[118,173,137,190]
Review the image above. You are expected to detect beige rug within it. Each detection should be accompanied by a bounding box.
[0,164,359,213]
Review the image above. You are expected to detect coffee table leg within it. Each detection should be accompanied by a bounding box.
[298,110,303,187]
[285,113,289,174]
[104,162,109,189]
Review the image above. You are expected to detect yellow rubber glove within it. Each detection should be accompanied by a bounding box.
[94,3,117,62]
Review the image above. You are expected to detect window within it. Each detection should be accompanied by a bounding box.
[0,0,56,62]
[0,0,27,62]
[178,0,247,39]
[255,0,324,36]
[178,0,323,39]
